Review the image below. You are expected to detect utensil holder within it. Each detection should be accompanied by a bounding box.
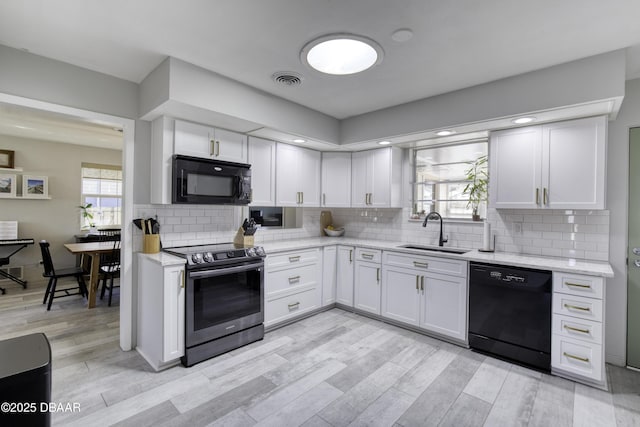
[142,234,160,254]
[233,227,255,247]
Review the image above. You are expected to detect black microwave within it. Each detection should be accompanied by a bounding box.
[172,155,251,205]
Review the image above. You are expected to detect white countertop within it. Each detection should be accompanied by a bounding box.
[138,251,186,267]
[260,237,614,278]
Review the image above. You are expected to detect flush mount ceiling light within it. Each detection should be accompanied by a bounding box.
[436,130,455,136]
[378,140,391,145]
[512,117,536,124]
[292,138,306,143]
[301,34,384,75]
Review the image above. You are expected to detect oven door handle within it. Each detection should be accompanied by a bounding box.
[188,262,263,279]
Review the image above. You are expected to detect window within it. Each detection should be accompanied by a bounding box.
[81,163,122,228]
[413,141,488,219]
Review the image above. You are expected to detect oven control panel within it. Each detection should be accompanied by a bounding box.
[188,246,265,265]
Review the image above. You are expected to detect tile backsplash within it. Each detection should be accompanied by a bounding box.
[134,204,609,261]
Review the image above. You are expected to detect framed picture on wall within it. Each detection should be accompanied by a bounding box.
[0,150,15,169]
[0,174,17,198]
[22,175,48,198]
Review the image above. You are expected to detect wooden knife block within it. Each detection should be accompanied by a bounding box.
[233,227,255,247]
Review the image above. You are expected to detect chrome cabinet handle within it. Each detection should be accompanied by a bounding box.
[564,303,591,312]
[288,302,300,310]
[349,249,353,263]
[210,139,215,156]
[420,276,424,292]
[565,282,591,289]
[180,270,185,288]
[563,352,590,363]
[564,325,590,335]
[289,256,300,262]
[288,275,300,283]
[216,140,221,156]
[535,188,540,205]
[416,275,419,291]
[361,253,374,260]
[376,267,380,282]
[323,193,326,205]
[301,192,304,204]
[413,261,428,269]
[364,193,369,205]
[543,188,548,206]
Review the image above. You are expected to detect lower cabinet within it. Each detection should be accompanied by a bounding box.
[265,248,322,327]
[322,246,337,306]
[551,272,605,385]
[381,251,467,342]
[336,245,355,306]
[354,248,382,315]
[136,253,186,371]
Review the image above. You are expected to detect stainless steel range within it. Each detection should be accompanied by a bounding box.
[163,243,266,367]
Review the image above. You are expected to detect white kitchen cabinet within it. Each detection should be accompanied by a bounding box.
[174,119,248,164]
[351,147,402,208]
[322,245,337,306]
[551,271,606,385]
[136,253,186,371]
[321,152,351,207]
[276,143,321,207]
[265,248,322,327]
[381,251,467,342]
[248,136,276,206]
[150,115,175,204]
[354,248,382,315]
[490,116,606,209]
[336,245,355,307]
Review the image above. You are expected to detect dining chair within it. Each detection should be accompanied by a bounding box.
[97,228,121,242]
[39,241,88,311]
[99,239,120,306]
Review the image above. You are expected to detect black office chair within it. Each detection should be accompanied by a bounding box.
[99,239,120,306]
[39,241,88,311]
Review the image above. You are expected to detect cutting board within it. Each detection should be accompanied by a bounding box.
[320,211,333,236]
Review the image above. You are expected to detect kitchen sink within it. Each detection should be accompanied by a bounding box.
[398,244,470,255]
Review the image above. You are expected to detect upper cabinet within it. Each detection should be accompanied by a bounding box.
[174,119,248,164]
[490,116,606,210]
[248,137,276,206]
[321,152,352,208]
[275,143,321,207]
[351,147,402,208]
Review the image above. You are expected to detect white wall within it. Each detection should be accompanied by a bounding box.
[0,135,121,282]
[606,78,640,366]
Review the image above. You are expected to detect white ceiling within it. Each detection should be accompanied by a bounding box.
[1,0,639,121]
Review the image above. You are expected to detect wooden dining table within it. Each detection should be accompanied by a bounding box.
[64,241,117,309]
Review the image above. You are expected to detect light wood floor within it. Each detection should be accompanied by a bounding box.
[1,278,639,427]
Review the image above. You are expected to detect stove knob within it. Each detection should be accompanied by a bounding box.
[246,247,256,257]
[203,252,214,263]
[191,253,203,264]
[227,251,236,258]
[255,247,265,257]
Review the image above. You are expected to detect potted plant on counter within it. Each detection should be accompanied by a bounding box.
[463,155,488,221]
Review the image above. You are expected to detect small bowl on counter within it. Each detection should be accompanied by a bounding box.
[324,227,345,237]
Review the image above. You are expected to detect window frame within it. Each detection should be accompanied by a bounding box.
[80,163,122,229]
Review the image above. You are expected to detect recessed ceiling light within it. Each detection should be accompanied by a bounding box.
[436,130,455,136]
[301,34,383,75]
[391,29,413,43]
[293,138,306,143]
[512,117,535,124]
[378,141,391,145]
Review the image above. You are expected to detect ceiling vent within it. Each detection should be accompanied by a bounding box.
[272,72,303,87]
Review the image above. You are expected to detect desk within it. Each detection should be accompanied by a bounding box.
[63,241,116,309]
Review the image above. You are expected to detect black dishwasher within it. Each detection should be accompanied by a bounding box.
[468,262,552,371]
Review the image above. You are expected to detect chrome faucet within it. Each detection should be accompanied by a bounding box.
[422,211,448,247]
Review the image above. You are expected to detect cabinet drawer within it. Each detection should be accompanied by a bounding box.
[553,272,603,299]
[383,251,467,277]
[355,248,381,263]
[552,313,603,345]
[266,248,320,269]
[265,286,320,327]
[265,264,319,296]
[552,334,603,382]
[553,293,603,322]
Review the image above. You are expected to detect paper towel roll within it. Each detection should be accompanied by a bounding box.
[483,221,492,250]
